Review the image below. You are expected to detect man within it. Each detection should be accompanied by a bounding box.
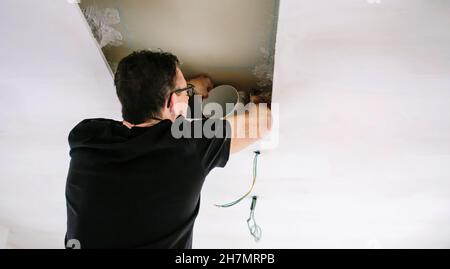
[65,50,271,249]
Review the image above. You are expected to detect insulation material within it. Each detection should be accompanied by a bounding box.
[82,5,123,48]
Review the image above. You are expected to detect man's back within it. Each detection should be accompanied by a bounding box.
[65,117,230,249]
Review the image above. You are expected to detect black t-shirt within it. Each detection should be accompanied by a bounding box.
[65,116,231,249]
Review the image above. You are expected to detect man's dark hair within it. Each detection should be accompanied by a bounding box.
[114,50,179,124]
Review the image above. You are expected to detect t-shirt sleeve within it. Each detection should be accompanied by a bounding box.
[190,118,231,175]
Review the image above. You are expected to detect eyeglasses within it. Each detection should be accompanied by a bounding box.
[166,83,196,108]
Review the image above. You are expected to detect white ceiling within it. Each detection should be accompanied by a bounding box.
[0,0,120,248]
[1,0,450,248]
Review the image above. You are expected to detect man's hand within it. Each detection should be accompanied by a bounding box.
[228,104,272,154]
[187,75,214,98]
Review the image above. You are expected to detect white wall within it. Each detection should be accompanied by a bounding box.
[0,0,449,248]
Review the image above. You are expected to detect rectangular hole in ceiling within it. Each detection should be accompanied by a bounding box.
[78,0,279,103]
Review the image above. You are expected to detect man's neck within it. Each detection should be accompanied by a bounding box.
[122,118,165,129]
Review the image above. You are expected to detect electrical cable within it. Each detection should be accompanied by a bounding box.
[247,195,262,242]
[214,150,260,208]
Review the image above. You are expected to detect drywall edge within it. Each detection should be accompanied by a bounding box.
[75,3,114,79]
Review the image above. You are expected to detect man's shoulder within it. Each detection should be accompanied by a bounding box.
[70,118,116,132]
[68,118,118,144]
[76,118,116,125]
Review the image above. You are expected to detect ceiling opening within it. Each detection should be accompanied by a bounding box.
[78,0,279,98]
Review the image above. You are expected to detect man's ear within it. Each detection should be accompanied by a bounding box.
[168,93,179,113]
